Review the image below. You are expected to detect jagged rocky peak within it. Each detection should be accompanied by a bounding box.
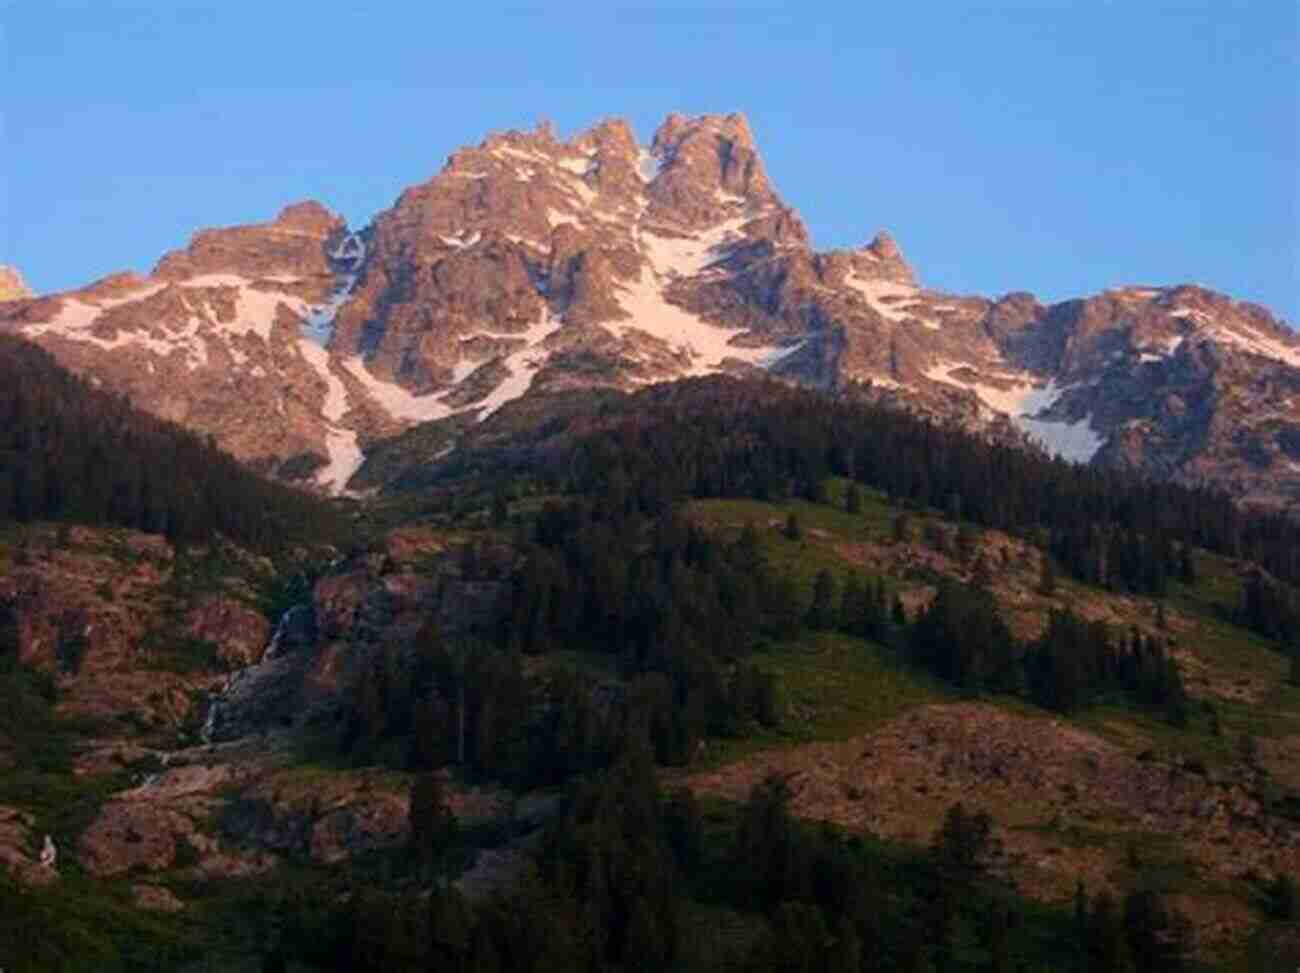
[645,112,780,228]
[0,266,32,301]
[3,111,1295,510]
[854,230,917,286]
[572,117,639,159]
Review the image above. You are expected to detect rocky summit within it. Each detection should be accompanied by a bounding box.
[0,266,32,301]
[2,113,1297,509]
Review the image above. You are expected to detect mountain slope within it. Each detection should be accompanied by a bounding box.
[2,113,1297,509]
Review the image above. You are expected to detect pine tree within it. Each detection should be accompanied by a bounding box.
[846,483,863,515]
[1264,872,1297,919]
[892,595,908,628]
[807,569,839,630]
[1088,891,1136,973]
[892,513,912,545]
[956,522,978,564]
[931,802,993,882]
[988,903,1012,973]
[783,511,802,541]
[409,773,458,874]
[1123,890,1190,973]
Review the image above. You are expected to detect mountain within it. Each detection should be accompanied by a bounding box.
[2,113,1297,509]
[0,267,31,301]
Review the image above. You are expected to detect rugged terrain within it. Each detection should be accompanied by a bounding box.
[2,114,1297,509]
[4,484,1298,969]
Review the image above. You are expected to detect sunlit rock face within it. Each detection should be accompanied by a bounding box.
[2,114,1297,508]
[0,266,32,301]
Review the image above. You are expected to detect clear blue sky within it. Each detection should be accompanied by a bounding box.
[4,1,1297,324]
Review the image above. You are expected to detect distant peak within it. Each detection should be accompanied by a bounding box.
[273,201,345,236]
[865,230,901,261]
[652,111,755,153]
[0,265,32,300]
[842,231,916,287]
[573,117,638,157]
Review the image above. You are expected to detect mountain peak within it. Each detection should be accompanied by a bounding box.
[648,111,775,210]
[866,230,901,260]
[652,112,755,151]
[153,203,345,280]
[0,266,32,301]
[848,230,916,287]
[273,200,345,236]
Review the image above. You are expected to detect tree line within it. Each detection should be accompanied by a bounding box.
[524,376,1300,595]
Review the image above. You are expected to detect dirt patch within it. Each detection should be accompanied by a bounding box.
[132,882,185,912]
[1259,734,1300,790]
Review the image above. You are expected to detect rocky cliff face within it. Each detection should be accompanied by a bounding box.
[2,114,1297,509]
[0,266,31,301]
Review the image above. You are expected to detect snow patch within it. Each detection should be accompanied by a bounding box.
[1018,416,1106,464]
[844,275,931,326]
[472,310,565,416]
[302,274,358,345]
[557,156,595,176]
[564,176,597,207]
[315,427,364,494]
[328,233,365,267]
[297,340,350,422]
[22,290,212,370]
[494,144,551,166]
[505,233,544,250]
[637,149,662,183]
[1207,325,1300,368]
[613,270,779,376]
[546,208,581,230]
[181,275,310,342]
[440,231,483,249]
[641,217,748,278]
[926,364,1105,463]
[341,358,458,425]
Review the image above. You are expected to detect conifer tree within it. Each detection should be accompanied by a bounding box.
[409,773,458,874]
[783,511,802,541]
[807,569,839,630]
[846,483,863,515]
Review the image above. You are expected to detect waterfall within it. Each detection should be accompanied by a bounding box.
[200,603,307,744]
[262,603,310,661]
[200,673,231,744]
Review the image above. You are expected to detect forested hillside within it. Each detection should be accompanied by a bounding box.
[0,336,340,550]
[2,370,1297,971]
